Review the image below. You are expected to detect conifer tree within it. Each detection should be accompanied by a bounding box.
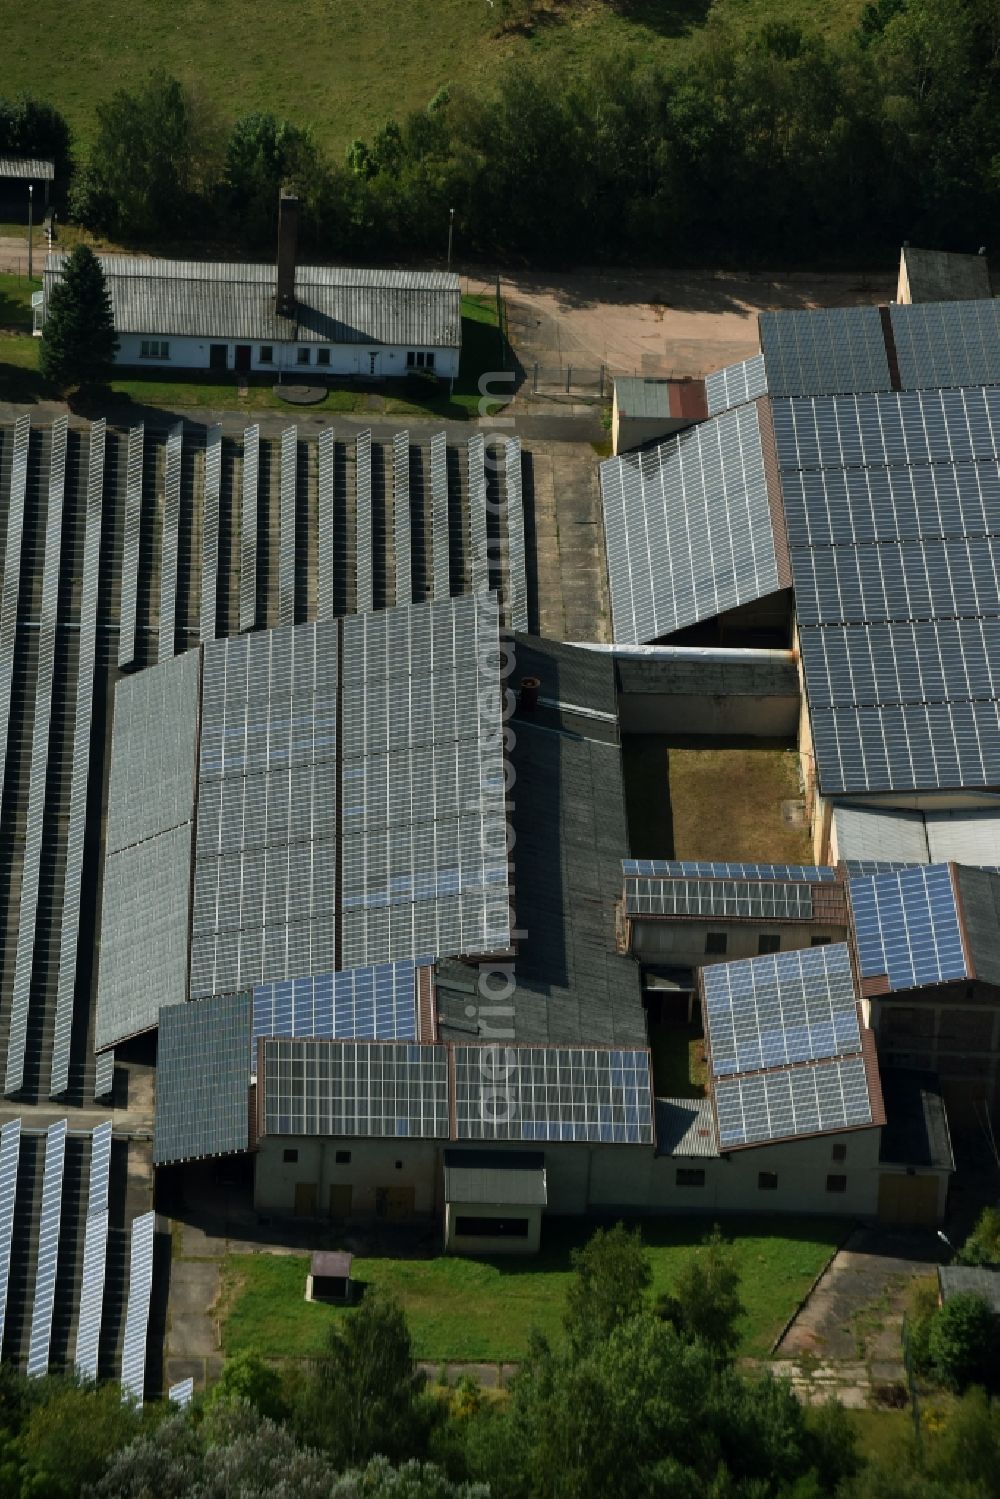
[40,244,118,389]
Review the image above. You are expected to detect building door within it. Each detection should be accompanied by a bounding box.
[375,1186,414,1220]
[368,351,381,377]
[878,1173,939,1226]
[209,343,228,371]
[235,344,252,373]
[329,1184,352,1219]
[294,1182,318,1217]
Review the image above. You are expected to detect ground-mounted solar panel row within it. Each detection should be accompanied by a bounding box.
[120,1211,155,1405]
[0,416,30,808]
[200,424,222,643]
[467,433,489,595]
[393,431,411,606]
[431,432,450,599]
[157,422,183,663]
[504,436,528,631]
[6,421,68,1096]
[355,429,373,614]
[278,425,297,627]
[240,423,260,633]
[50,421,106,1099]
[117,424,144,668]
[317,427,335,622]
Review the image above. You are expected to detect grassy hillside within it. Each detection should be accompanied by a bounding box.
[4,0,867,159]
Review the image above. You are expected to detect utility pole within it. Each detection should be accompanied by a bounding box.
[447,207,455,270]
[27,184,33,281]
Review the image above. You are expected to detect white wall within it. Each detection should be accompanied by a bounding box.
[114,332,460,380]
[254,1136,439,1218]
[445,1202,542,1255]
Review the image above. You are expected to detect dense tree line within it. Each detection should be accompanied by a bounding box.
[0,1223,996,1496]
[4,0,1000,267]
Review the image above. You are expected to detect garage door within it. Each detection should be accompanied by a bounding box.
[878,1173,939,1226]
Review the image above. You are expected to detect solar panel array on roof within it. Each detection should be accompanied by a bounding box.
[154,991,252,1164]
[52,421,108,1096]
[7,419,67,1095]
[703,943,861,1077]
[625,875,813,921]
[200,424,222,643]
[452,1045,654,1144]
[601,403,781,645]
[759,306,891,397]
[26,1120,67,1376]
[240,424,259,633]
[278,426,296,627]
[623,859,837,882]
[118,424,144,667]
[393,431,411,606]
[251,959,423,1069]
[191,621,338,998]
[120,1211,155,1404]
[714,1054,873,1148]
[106,651,200,855]
[890,300,1000,391]
[849,863,968,991]
[339,593,509,968]
[774,387,1000,793]
[705,354,768,415]
[260,1039,449,1138]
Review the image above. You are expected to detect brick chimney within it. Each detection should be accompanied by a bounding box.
[275,190,299,317]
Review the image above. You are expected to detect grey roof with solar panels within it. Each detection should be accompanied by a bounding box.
[99,594,510,1052]
[434,637,646,1049]
[601,291,1000,799]
[44,254,462,347]
[153,992,252,1165]
[701,944,881,1149]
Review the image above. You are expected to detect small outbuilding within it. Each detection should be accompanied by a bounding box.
[611,376,707,455]
[937,1265,1000,1313]
[443,1149,546,1255]
[896,246,991,305]
[0,155,54,215]
[306,1250,354,1304]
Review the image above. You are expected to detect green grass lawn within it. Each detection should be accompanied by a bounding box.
[219,1216,843,1364]
[0,294,505,418]
[1,1,868,158]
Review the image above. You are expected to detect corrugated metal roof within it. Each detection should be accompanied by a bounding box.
[614,377,673,419]
[43,254,462,347]
[444,1149,547,1205]
[832,804,929,865]
[926,808,1000,867]
[654,1097,719,1157]
[0,156,54,181]
[938,1266,1000,1311]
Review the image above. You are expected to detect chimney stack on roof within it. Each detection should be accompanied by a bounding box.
[275,190,299,318]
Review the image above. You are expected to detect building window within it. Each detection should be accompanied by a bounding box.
[139,339,169,359]
[259,345,274,363]
[758,1171,778,1191]
[426,351,435,369]
[406,350,435,370]
[758,934,781,955]
[676,1168,706,1188]
[831,1143,847,1163]
[317,348,331,366]
[395,1160,403,1170]
[283,1148,298,1164]
[297,347,311,365]
[811,936,831,946]
[335,1150,351,1165]
[455,1216,529,1238]
[826,1174,848,1193]
[705,932,728,955]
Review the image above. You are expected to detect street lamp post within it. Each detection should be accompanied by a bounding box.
[27,184,33,281]
[447,207,455,270]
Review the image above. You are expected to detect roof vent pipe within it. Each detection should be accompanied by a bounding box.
[276,190,299,318]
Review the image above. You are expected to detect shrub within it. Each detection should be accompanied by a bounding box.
[927,1293,998,1392]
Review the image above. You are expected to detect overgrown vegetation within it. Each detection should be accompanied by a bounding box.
[4,0,1000,269]
[0,1224,997,1495]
